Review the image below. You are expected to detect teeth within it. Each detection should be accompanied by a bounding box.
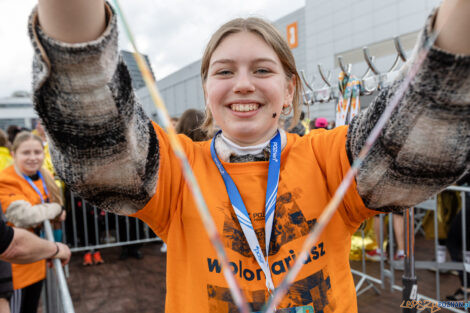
[230,103,259,112]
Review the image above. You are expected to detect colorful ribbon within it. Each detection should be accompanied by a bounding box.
[336,72,361,127]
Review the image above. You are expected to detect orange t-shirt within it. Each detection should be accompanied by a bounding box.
[0,165,47,290]
[133,123,377,313]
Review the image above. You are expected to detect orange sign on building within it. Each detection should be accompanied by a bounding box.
[286,22,298,49]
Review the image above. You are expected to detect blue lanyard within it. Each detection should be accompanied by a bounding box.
[210,130,281,293]
[22,171,49,204]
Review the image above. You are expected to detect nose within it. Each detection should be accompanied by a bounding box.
[233,71,255,94]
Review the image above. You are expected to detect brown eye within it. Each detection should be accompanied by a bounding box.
[216,70,233,76]
[255,68,270,74]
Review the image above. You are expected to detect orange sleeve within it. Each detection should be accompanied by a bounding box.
[0,168,32,214]
[131,122,193,241]
[309,126,378,233]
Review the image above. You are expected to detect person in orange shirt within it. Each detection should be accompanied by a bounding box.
[0,132,65,313]
[29,1,469,312]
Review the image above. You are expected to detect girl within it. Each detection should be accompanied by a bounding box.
[31,0,469,312]
[0,132,65,313]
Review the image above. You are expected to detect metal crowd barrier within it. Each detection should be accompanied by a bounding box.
[65,193,162,253]
[42,220,75,313]
[353,185,470,313]
[41,193,163,312]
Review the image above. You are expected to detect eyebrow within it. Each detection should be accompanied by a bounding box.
[210,57,278,67]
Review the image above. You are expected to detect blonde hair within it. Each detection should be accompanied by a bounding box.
[12,131,63,206]
[200,17,303,136]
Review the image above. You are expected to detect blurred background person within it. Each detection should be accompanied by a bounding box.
[175,109,207,141]
[5,127,20,149]
[0,131,65,313]
[446,173,470,301]
[32,121,65,244]
[366,214,405,261]
[313,117,328,129]
[81,208,106,265]
[170,117,179,128]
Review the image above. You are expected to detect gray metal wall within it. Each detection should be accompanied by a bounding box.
[303,0,441,120]
[273,8,307,77]
[135,0,444,122]
[150,60,205,119]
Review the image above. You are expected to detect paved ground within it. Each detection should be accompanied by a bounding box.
[59,235,460,313]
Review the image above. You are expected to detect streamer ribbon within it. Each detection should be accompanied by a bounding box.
[111,1,456,312]
[336,72,361,126]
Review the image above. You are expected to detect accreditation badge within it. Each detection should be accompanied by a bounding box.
[254,306,314,313]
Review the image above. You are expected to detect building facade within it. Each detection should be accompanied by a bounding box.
[143,0,442,122]
[0,92,37,131]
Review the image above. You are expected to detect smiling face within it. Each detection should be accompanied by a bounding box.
[204,31,295,146]
[12,138,44,176]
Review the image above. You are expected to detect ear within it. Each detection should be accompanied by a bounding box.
[284,76,296,105]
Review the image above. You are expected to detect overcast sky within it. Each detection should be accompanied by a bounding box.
[0,0,304,98]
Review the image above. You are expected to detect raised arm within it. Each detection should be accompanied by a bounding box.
[347,0,470,212]
[31,1,159,215]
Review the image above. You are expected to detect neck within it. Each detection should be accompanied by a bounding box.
[214,129,287,163]
[19,167,39,177]
[28,172,40,181]
[221,129,278,147]
[13,165,39,180]
[220,134,270,157]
